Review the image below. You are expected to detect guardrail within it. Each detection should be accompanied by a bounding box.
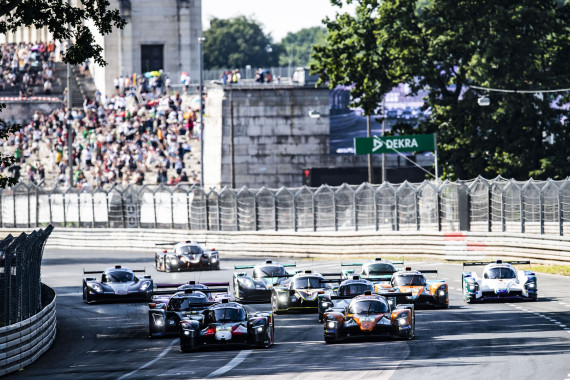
[2,227,568,264]
[0,284,56,376]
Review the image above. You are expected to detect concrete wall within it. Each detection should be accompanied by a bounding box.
[0,100,63,124]
[204,85,373,189]
[91,0,202,96]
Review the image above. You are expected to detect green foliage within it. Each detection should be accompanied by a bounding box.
[203,16,283,70]
[0,0,125,188]
[377,0,570,180]
[311,0,394,115]
[317,0,570,180]
[278,26,327,67]
[0,0,125,66]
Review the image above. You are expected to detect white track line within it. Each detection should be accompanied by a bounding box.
[205,350,252,379]
[117,339,177,380]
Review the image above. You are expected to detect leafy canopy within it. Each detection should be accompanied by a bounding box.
[278,26,327,68]
[313,0,570,180]
[203,16,283,70]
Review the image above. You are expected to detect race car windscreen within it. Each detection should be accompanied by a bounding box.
[167,295,209,311]
[292,276,323,289]
[348,300,389,314]
[363,263,396,276]
[103,271,134,283]
[209,307,247,323]
[484,268,517,279]
[339,283,374,296]
[253,265,287,278]
[177,245,202,255]
[393,274,426,286]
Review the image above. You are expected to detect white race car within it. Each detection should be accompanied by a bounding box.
[462,260,537,303]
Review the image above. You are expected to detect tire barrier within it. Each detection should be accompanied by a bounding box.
[1,227,569,264]
[0,284,56,376]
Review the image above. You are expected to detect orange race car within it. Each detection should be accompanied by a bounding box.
[323,291,415,343]
[376,267,449,309]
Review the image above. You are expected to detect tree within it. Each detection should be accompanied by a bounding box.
[377,0,570,180]
[203,16,283,70]
[278,26,327,68]
[0,0,125,188]
[311,0,395,183]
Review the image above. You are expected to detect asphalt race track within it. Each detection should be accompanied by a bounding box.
[6,249,570,380]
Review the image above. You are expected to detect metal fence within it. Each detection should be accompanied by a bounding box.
[0,225,53,326]
[1,177,570,235]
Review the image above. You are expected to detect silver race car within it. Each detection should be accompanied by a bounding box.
[83,265,153,304]
[462,260,537,302]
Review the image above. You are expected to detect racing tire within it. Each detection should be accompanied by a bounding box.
[439,302,449,309]
[155,257,160,271]
[259,324,274,349]
[271,296,281,315]
[407,311,416,340]
[180,345,194,353]
[83,287,92,304]
[324,336,336,344]
[318,313,324,323]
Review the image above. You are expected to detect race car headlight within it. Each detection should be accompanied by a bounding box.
[526,282,536,289]
[279,294,288,302]
[211,255,218,263]
[326,321,337,329]
[397,317,409,326]
[170,258,178,265]
[439,290,446,296]
[184,330,190,335]
[152,314,164,326]
[467,283,477,291]
[91,283,103,293]
[238,278,255,288]
[255,326,264,333]
[140,281,151,291]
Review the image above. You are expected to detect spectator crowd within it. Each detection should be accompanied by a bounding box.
[0,41,60,96]
[0,44,203,189]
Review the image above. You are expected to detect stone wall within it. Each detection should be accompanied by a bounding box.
[203,85,374,188]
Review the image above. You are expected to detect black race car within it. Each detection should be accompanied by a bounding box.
[179,299,274,352]
[149,284,230,338]
[341,258,403,284]
[323,291,415,343]
[233,260,296,302]
[317,276,375,322]
[155,241,220,272]
[271,271,338,314]
[83,265,153,304]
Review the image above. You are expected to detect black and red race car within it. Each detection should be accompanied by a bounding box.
[179,299,274,352]
[155,241,219,272]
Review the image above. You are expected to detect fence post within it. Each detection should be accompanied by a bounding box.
[91,190,96,228]
[254,194,258,231]
[27,186,31,228]
[559,187,563,236]
[487,186,491,232]
[294,195,298,232]
[273,193,278,232]
[62,192,67,227]
[520,188,525,234]
[153,191,157,229]
[353,191,358,232]
[540,188,544,235]
[333,190,338,232]
[312,193,316,232]
[415,190,420,231]
[374,188,378,231]
[170,189,175,229]
[394,192,400,231]
[235,192,239,232]
[501,191,506,232]
[437,190,442,232]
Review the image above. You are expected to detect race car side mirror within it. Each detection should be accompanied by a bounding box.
[289,289,296,296]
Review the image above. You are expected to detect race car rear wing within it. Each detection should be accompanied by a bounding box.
[234,261,296,270]
[83,267,146,274]
[155,281,230,289]
[330,292,412,300]
[155,240,207,246]
[341,259,404,266]
[152,287,229,296]
[463,260,531,268]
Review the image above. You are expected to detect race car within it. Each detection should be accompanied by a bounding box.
[323,290,415,343]
[385,267,448,309]
[233,260,296,302]
[462,260,537,303]
[83,265,153,304]
[179,299,274,352]
[149,283,230,338]
[317,276,375,322]
[271,270,337,314]
[341,258,403,283]
[155,241,219,272]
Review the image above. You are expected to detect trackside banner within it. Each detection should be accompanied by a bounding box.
[354,134,435,154]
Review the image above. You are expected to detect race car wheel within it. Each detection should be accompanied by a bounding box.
[271,296,281,314]
[261,324,274,349]
[83,287,92,304]
[325,336,337,344]
[155,257,160,271]
[318,313,324,323]
[407,312,416,340]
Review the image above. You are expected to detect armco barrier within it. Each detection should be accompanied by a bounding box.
[1,228,569,264]
[0,285,56,376]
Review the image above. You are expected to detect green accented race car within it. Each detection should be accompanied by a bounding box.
[233,260,296,302]
[271,271,338,314]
